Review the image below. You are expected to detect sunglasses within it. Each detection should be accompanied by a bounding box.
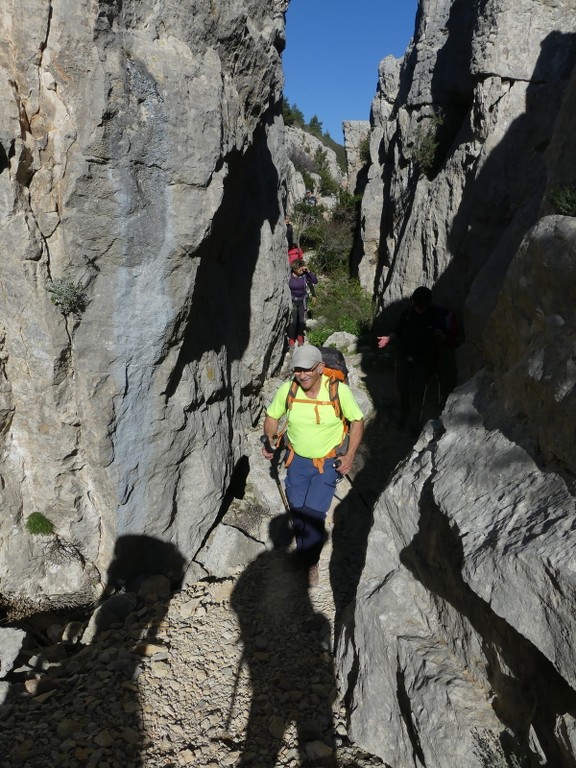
[293,363,320,374]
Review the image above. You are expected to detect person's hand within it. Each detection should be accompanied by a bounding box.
[377,335,391,349]
[260,435,276,460]
[334,455,353,475]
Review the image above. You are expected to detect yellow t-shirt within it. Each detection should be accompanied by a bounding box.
[267,374,363,459]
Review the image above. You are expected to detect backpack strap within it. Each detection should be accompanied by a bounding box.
[328,377,343,420]
[285,378,299,412]
[285,376,344,421]
[282,376,349,473]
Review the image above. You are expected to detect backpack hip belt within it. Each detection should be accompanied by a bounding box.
[282,433,349,474]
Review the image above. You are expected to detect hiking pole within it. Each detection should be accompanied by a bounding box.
[332,459,372,511]
[260,435,291,514]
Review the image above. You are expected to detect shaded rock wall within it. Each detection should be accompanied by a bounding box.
[361,0,576,368]
[0,0,290,603]
[339,1,576,765]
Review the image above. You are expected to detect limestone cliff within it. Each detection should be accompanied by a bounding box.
[342,119,370,195]
[340,1,576,766]
[284,124,344,211]
[0,0,290,605]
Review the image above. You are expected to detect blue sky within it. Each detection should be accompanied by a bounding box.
[283,0,419,141]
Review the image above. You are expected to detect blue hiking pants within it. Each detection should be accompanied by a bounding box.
[284,454,339,565]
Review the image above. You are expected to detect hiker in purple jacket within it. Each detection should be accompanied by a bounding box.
[287,260,318,347]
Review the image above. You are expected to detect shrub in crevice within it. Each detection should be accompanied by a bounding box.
[46,277,86,316]
[413,111,445,177]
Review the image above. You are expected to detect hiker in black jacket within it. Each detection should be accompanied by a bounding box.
[378,286,449,435]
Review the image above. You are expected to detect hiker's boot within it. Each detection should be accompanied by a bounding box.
[296,334,304,346]
[288,338,295,348]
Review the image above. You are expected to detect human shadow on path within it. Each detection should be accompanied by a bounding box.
[231,515,337,767]
[0,535,185,768]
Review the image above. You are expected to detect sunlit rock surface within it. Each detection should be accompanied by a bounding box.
[0,0,290,603]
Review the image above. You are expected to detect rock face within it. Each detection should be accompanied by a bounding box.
[342,120,370,194]
[339,371,576,767]
[357,55,401,292]
[2,1,576,765]
[339,1,576,766]
[360,0,576,348]
[0,0,290,604]
[285,124,344,210]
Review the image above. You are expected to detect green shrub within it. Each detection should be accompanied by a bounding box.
[308,115,323,138]
[47,277,86,316]
[307,274,373,346]
[291,200,324,245]
[324,136,347,173]
[359,134,371,166]
[282,98,305,128]
[26,512,55,535]
[546,184,576,216]
[414,132,438,174]
[301,169,315,195]
[314,148,340,197]
[304,191,361,274]
[413,112,444,176]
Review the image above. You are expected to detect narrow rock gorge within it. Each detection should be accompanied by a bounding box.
[1,1,576,767]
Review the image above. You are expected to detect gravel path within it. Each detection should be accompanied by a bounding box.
[0,508,386,768]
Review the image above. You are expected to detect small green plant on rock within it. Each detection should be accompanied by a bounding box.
[26,511,55,536]
[546,184,576,216]
[314,147,340,196]
[359,133,371,166]
[46,277,86,316]
[413,111,444,176]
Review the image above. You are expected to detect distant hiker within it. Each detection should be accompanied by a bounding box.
[304,189,317,206]
[288,243,304,265]
[285,216,294,247]
[287,260,318,347]
[261,345,364,586]
[377,286,458,434]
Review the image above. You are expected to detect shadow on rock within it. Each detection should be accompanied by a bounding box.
[399,480,576,767]
[0,535,185,767]
[329,344,438,633]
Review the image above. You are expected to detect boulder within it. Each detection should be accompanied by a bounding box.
[0,628,27,679]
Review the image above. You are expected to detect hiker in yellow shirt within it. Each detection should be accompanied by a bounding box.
[261,345,364,585]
